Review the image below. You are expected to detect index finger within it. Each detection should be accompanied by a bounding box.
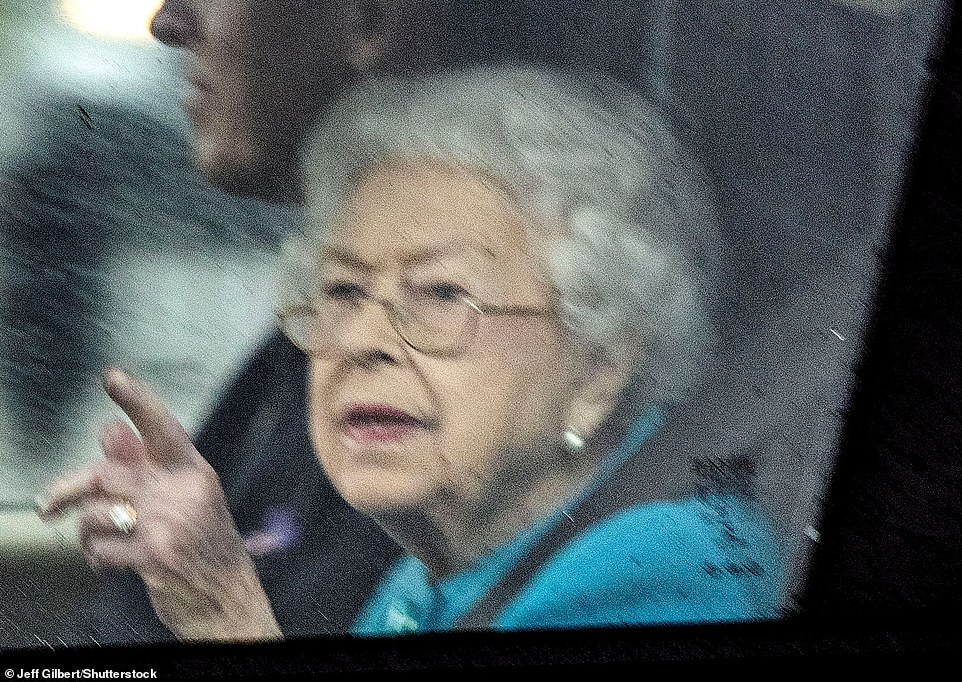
[103,368,197,467]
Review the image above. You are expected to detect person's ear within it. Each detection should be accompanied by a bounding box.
[563,348,636,445]
[343,0,403,74]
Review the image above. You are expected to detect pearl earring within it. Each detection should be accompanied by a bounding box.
[563,428,585,452]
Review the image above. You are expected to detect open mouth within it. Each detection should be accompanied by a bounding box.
[339,403,429,444]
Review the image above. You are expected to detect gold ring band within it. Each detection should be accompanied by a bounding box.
[108,502,138,534]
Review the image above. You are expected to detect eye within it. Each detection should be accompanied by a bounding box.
[419,281,468,302]
[322,280,366,303]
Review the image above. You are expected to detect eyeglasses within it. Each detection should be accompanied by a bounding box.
[278,281,556,357]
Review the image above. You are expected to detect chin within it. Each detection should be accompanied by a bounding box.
[331,465,435,518]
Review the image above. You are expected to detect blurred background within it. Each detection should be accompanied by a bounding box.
[0,0,950,648]
[0,1,298,495]
[0,1,298,647]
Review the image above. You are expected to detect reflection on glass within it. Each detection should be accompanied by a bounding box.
[284,68,782,634]
[61,0,162,41]
[0,0,951,649]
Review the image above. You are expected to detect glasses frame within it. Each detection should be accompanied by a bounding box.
[277,292,557,358]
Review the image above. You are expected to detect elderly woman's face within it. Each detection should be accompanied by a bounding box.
[306,162,588,516]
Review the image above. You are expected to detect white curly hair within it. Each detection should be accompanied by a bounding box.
[283,64,725,408]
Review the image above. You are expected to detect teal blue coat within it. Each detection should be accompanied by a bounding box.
[352,409,783,635]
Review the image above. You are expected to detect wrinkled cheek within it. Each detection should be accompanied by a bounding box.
[472,325,567,401]
[306,362,337,463]
[473,324,538,367]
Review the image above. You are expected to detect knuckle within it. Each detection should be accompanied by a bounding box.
[184,470,222,507]
[146,526,181,563]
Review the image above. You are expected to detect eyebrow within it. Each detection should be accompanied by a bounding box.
[319,241,498,270]
[319,247,374,271]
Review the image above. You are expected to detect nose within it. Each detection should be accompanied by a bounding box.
[335,299,406,367]
[149,0,200,48]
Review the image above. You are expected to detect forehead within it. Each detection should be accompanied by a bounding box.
[326,161,538,267]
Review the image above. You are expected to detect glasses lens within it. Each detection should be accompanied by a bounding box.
[282,289,482,357]
[399,286,476,354]
[282,305,331,355]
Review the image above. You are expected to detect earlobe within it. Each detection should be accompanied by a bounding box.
[564,353,635,443]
